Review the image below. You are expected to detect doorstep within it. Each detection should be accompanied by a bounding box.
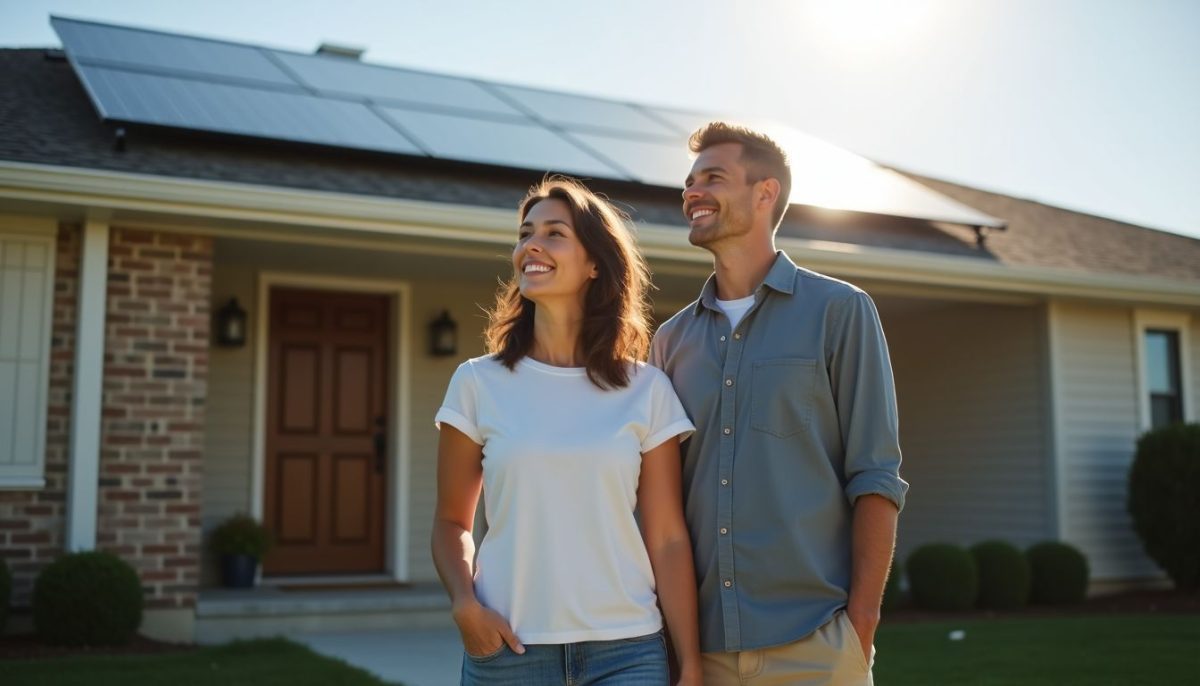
[194,580,453,644]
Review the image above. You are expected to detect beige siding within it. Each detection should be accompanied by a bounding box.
[1192,317,1200,423]
[1051,302,1159,580]
[883,301,1052,563]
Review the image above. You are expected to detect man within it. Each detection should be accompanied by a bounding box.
[650,122,908,685]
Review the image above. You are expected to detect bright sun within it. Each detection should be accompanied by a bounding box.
[796,0,942,58]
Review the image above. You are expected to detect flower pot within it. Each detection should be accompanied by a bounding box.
[220,553,259,588]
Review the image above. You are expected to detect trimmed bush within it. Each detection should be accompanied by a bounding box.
[969,540,1031,610]
[1128,422,1200,591]
[0,556,11,633]
[881,561,904,611]
[33,551,143,646]
[1026,541,1089,604]
[906,544,978,611]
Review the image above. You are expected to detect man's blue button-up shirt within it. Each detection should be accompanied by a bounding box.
[650,252,908,653]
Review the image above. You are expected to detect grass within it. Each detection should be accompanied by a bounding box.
[873,614,1200,685]
[4,615,1197,685]
[1,638,396,686]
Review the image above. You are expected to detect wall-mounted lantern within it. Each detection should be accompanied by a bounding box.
[429,310,457,357]
[216,298,248,347]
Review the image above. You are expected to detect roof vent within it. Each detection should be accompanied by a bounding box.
[315,42,365,60]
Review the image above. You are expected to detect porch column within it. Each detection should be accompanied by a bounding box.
[65,218,109,551]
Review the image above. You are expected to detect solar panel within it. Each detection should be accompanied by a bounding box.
[566,132,690,187]
[272,52,525,118]
[51,16,1005,228]
[78,65,423,155]
[51,16,295,88]
[491,85,681,138]
[377,106,625,178]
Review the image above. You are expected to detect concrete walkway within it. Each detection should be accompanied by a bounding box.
[297,626,464,686]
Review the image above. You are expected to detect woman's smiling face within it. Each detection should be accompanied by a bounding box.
[513,197,597,307]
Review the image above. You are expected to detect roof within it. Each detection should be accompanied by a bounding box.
[3,47,1200,284]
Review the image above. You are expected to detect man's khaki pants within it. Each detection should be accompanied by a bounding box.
[701,611,874,685]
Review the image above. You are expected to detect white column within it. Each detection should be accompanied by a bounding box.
[65,219,109,551]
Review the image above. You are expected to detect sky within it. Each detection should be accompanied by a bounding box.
[2,0,1198,239]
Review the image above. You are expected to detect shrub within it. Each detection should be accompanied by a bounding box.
[881,561,904,611]
[210,513,273,560]
[1026,541,1089,604]
[906,544,978,611]
[33,551,143,645]
[969,540,1031,609]
[1127,422,1200,590]
[0,556,11,633]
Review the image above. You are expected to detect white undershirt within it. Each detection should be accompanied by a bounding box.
[435,355,694,644]
[716,294,756,331]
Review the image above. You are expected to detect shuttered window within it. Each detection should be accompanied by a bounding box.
[0,233,56,488]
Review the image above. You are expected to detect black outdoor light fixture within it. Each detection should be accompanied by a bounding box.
[430,310,458,357]
[216,298,248,347]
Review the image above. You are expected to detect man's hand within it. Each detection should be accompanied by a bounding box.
[452,599,525,657]
[845,604,879,665]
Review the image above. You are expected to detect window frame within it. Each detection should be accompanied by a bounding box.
[1133,310,1194,432]
[0,220,58,489]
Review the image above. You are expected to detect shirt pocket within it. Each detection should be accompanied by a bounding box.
[750,357,816,438]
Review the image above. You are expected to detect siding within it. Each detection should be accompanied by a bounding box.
[1051,302,1160,580]
[202,242,503,584]
[883,301,1053,563]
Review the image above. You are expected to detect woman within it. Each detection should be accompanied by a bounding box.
[431,177,702,685]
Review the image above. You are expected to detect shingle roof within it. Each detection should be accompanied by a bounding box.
[3,48,1199,283]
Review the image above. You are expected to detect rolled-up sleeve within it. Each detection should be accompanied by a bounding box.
[828,290,908,511]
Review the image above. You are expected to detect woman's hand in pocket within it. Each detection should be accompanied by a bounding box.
[452,599,525,657]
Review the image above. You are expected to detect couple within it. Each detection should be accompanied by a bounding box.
[432,123,908,686]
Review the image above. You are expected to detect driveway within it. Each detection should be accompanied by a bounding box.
[297,626,464,686]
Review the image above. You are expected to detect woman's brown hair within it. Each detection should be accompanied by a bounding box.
[484,177,651,389]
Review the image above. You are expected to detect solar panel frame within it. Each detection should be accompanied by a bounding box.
[77,65,426,156]
[52,16,298,89]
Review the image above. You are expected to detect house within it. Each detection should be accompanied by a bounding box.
[1,16,1197,644]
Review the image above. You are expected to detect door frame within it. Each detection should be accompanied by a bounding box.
[250,271,413,581]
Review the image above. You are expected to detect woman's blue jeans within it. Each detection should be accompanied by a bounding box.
[460,630,668,685]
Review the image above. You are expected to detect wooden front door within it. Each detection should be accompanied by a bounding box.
[263,288,389,575]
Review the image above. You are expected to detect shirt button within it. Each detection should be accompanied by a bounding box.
[724,378,733,387]
[734,333,742,340]
[720,527,728,535]
[723,427,732,435]
[719,335,726,342]
[724,580,733,588]
[721,479,729,486]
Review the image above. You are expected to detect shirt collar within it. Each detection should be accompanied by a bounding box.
[695,251,797,314]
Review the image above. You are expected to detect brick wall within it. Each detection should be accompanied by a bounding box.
[98,228,211,610]
[0,225,78,607]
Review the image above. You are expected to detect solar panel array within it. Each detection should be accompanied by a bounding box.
[51,16,1003,228]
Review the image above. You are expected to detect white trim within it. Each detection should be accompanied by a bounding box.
[0,218,56,489]
[1045,300,1069,541]
[251,272,413,582]
[65,219,109,550]
[4,161,1200,306]
[1132,309,1195,430]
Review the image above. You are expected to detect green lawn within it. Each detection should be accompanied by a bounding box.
[1,638,395,686]
[874,614,1200,685]
[4,615,1196,685]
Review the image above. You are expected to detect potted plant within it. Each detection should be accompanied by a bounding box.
[210,514,272,588]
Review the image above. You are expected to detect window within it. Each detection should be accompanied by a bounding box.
[1144,329,1183,428]
[0,231,56,488]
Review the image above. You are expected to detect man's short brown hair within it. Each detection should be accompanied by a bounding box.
[689,122,792,229]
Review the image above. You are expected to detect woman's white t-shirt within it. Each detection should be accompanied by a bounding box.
[435,355,694,644]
